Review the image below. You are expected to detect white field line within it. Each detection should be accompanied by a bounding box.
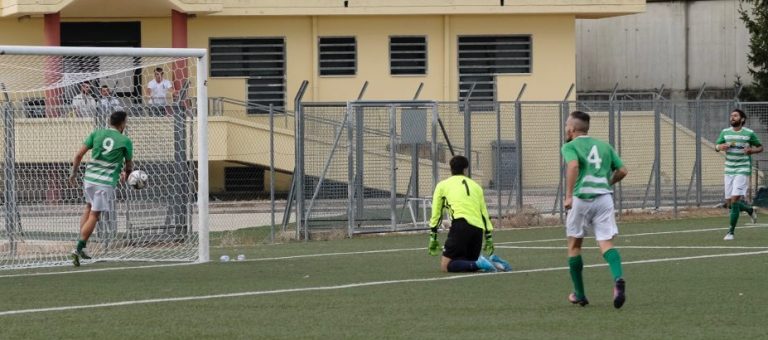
[0,249,766,317]
[494,224,768,246]
[497,245,768,250]
[0,263,197,279]
[1,224,766,278]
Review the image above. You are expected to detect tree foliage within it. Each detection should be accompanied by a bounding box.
[740,1,768,100]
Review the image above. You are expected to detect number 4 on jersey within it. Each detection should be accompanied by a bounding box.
[587,145,602,169]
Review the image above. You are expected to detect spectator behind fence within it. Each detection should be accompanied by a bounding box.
[145,67,174,103]
[98,85,123,114]
[71,82,97,117]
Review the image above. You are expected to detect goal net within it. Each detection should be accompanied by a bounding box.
[0,46,209,269]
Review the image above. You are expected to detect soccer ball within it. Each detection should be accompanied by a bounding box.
[127,170,148,189]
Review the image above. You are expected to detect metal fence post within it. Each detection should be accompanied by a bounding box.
[561,85,574,220]
[673,103,678,217]
[432,105,439,191]
[695,83,706,206]
[294,80,308,240]
[608,83,619,147]
[463,83,476,176]
[269,104,275,242]
[355,105,365,221]
[464,100,472,176]
[654,96,662,209]
[616,102,623,215]
[2,86,18,257]
[514,85,526,210]
[496,102,502,220]
[389,105,397,231]
[347,103,356,237]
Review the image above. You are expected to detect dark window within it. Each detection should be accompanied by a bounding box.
[60,22,142,101]
[210,38,286,113]
[319,37,356,76]
[390,36,427,75]
[225,167,264,192]
[458,35,531,102]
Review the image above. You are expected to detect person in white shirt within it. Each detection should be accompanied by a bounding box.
[71,82,97,117]
[145,67,175,106]
[98,85,123,114]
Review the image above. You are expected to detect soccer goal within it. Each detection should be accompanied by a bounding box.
[0,45,209,269]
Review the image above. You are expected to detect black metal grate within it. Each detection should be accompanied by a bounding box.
[210,38,286,113]
[390,36,427,75]
[458,35,531,103]
[319,37,357,76]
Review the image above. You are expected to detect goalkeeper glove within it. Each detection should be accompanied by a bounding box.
[428,227,441,256]
[484,232,494,255]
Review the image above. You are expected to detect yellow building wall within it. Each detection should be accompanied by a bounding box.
[188,15,313,125]
[314,16,445,102]
[493,15,577,100]
[0,18,45,45]
[3,0,644,18]
[192,14,575,119]
[0,13,589,195]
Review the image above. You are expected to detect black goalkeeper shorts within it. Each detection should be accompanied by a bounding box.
[442,218,483,261]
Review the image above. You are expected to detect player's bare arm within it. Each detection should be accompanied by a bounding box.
[610,166,628,186]
[564,159,579,209]
[121,159,134,183]
[69,145,90,186]
[745,145,764,155]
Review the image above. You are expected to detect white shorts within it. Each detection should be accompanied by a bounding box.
[84,183,115,212]
[724,175,748,198]
[566,194,618,241]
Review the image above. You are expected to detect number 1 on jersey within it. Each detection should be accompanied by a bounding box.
[587,145,602,169]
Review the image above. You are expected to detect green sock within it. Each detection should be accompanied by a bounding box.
[568,255,585,299]
[76,239,87,252]
[602,248,623,281]
[729,203,740,234]
[737,201,754,215]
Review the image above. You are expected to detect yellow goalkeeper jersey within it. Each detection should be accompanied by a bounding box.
[429,175,493,232]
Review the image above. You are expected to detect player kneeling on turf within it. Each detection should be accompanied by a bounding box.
[427,155,512,273]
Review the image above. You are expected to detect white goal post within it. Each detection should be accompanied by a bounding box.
[0,45,209,269]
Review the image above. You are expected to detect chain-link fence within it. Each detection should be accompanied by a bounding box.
[204,99,295,244]
[293,98,768,237]
[201,94,768,240]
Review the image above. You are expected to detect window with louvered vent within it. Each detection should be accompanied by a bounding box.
[458,35,531,102]
[390,36,427,75]
[319,37,357,76]
[210,38,285,113]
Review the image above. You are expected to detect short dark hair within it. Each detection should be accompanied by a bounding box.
[732,108,747,121]
[570,110,591,132]
[449,155,469,175]
[155,67,164,74]
[110,111,127,127]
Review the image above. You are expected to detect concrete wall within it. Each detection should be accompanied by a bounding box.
[577,0,750,92]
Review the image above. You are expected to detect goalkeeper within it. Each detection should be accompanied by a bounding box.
[427,155,511,273]
[68,111,133,267]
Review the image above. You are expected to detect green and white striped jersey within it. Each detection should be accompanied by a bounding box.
[561,136,624,199]
[716,127,761,176]
[83,128,133,187]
